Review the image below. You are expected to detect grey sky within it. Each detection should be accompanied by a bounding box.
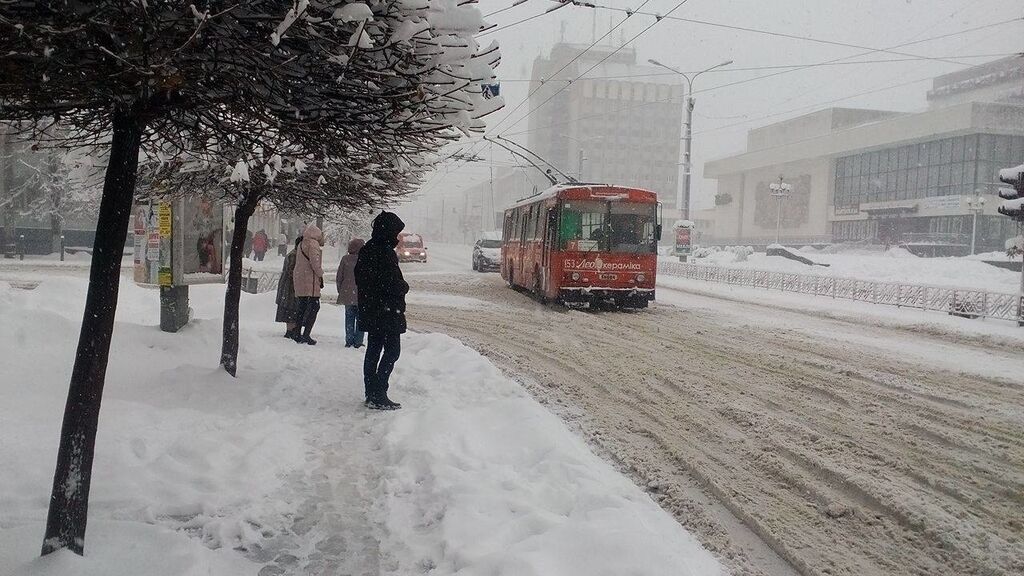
[412,0,1023,209]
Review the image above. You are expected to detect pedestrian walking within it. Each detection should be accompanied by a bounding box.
[253,229,269,261]
[292,223,325,345]
[355,211,408,410]
[277,231,288,257]
[336,238,365,348]
[276,236,303,339]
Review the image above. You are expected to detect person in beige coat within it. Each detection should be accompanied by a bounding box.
[292,223,324,345]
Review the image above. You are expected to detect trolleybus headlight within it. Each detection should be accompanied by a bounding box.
[571,272,581,281]
[637,273,646,282]
[403,251,410,256]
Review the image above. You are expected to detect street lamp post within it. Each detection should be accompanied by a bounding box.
[966,194,986,255]
[769,176,792,245]
[648,58,733,221]
[558,134,602,182]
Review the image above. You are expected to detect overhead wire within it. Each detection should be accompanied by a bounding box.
[497,0,695,136]
[475,53,1022,83]
[426,0,658,194]
[499,18,1023,139]
[422,8,1022,197]
[586,3,976,66]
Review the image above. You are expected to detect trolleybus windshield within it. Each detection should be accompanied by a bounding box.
[559,200,657,253]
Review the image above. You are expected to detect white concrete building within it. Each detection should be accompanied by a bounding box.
[702,57,1024,255]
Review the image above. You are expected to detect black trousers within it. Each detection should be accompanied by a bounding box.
[295,296,320,336]
[363,331,401,401]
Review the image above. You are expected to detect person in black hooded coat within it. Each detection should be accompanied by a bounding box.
[354,211,409,409]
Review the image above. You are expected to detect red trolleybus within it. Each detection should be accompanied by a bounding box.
[501,185,661,308]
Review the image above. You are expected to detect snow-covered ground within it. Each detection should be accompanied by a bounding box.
[0,274,721,575]
[404,244,1024,576]
[673,247,1021,293]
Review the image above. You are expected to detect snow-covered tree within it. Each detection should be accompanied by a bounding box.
[1,0,501,556]
[0,140,104,252]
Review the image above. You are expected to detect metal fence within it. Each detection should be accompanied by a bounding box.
[241,268,281,294]
[245,263,1023,324]
[658,261,1023,323]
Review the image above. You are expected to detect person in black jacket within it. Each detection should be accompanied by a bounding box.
[354,211,409,410]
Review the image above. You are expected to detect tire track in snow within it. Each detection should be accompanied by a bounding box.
[407,273,1024,576]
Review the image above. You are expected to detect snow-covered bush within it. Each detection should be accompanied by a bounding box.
[1007,235,1024,258]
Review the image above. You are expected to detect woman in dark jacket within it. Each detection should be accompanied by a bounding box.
[354,211,409,410]
[275,236,302,338]
[336,237,365,348]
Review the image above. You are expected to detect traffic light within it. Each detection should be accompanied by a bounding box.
[998,163,1024,222]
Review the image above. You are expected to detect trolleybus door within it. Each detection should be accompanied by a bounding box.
[542,207,556,290]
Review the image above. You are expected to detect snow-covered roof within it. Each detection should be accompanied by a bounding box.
[507,183,657,210]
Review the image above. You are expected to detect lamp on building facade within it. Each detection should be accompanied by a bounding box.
[647,58,734,220]
[966,194,986,255]
[769,176,792,245]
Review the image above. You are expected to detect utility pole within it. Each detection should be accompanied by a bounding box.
[769,175,792,245]
[681,94,693,220]
[648,58,733,222]
[577,148,585,182]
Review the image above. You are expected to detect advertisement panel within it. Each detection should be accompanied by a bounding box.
[673,223,692,256]
[178,195,225,283]
[133,196,227,287]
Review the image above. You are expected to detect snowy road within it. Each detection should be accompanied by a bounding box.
[406,245,1024,576]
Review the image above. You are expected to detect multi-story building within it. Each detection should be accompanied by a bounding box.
[526,43,685,217]
[702,56,1024,255]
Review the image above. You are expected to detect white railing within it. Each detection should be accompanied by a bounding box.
[241,268,281,294]
[658,261,1023,323]
[246,264,1023,324]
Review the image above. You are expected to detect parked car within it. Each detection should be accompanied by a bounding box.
[472,232,502,272]
[396,232,427,263]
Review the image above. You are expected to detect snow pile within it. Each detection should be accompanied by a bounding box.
[0,275,721,575]
[380,335,722,575]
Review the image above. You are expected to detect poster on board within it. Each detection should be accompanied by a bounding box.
[178,195,225,283]
[133,202,164,285]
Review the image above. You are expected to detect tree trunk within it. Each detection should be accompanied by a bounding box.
[220,193,259,377]
[41,109,144,556]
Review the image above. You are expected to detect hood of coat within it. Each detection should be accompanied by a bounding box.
[303,224,324,246]
[347,238,365,254]
[371,211,405,247]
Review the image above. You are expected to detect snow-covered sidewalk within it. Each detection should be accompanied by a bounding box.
[0,277,721,575]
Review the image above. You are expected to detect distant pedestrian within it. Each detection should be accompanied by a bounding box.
[278,231,288,257]
[292,224,325,345]
[276,236,303,339]
[336,238,366,348]
[355,212,409,410]
[252,229,269,261]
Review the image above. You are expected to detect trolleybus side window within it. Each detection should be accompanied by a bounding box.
[527,205,538,241]
[559,201,606,252]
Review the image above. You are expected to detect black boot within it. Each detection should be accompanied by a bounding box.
[366,396,401,410]
[285,328,301,341]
